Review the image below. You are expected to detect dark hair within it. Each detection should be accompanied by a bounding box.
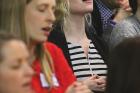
[92,0,103,37]
[129,0,137,14]
[0,31,22,61]
[106,36,140,93]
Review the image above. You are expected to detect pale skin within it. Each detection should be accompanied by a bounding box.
[0,40,35,93]
[64,0,106,91]
[25,0,92,93]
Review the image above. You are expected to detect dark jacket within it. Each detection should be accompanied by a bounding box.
[48,23,108,68]
[92,0,103,37]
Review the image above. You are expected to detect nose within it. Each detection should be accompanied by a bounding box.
[25,64,35,77]
[46,9,56,24]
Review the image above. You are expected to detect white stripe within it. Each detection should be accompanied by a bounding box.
[73,64,107,70]
[91,64,107,69]
[70,54,85,59]
[74,71,92,76]
[73,65,90,70]
[88,54,101,58]
[89,59,104,63]
[68,43,77,48]
[89,49,98,53]
[91,70,107,75]
[69,48,83,54]
[74,70,107,76]
[90,43,95,47]
[71,59,88,65]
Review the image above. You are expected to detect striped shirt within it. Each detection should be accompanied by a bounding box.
[67,40,107,81]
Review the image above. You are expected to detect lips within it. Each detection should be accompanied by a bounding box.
[42,27,51,32]
[22,81,31,87]
[42,27,52,36]
[82,0,92,3]
[82,0,87,1]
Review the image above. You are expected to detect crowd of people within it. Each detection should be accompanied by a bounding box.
[0,0,140,93]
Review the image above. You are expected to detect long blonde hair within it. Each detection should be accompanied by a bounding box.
[0,0,68,87]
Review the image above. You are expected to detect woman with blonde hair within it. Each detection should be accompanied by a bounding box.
[49,0,108,92]
[0,0,92,93]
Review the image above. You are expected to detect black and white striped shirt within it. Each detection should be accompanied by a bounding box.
[67,40,107,81]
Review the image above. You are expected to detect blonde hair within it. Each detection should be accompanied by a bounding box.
[0,0,28,43]
[0,0,67,87]
[55,0,69,22]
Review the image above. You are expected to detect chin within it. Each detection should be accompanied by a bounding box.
[86,7,93,11]
[85,9,93,13]
[32,37,48,44]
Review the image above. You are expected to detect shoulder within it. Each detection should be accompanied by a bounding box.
[44,42,62,53]
[109,16,139,49]
[44,42,66,59]
[111,16,139,37]
[114,16,138,30]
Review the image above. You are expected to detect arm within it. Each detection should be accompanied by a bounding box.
[109,20,137,50]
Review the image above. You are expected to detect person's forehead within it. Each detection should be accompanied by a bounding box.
[35,0,56,6]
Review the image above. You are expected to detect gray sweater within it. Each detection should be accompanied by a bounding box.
[109,15,140,50]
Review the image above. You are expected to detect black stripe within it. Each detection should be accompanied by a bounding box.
[92,68,107,70]
[88,57,102,60]
[97,74,107,76]
[72,63,88,66]
[70,51,84,55]
[71,57,86,61]
[72,62,106,66]
[76,74,106,78]
[76,74,92,78]
[67,42,71,44]
[89,52,98,54]
[90,63,106,65]
[74,68,90,72]
[89,46,95,49]
[68,46,81,50]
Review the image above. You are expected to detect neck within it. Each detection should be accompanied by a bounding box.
[64,14,87,42]
[28,41,38,60]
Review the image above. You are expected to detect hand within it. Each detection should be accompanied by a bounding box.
[65,81,92,93]
[82,75,106,92]
[96,76,106,91]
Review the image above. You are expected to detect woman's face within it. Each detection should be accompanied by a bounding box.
[0,40,34,93]
[25,0,56,43]
[69,0,93,15]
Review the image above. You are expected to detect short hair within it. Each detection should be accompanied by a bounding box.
[0,31,22,61]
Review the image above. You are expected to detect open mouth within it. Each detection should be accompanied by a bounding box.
[42,27,52,32]
[82,0,92,3]
[42,27,52,36]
